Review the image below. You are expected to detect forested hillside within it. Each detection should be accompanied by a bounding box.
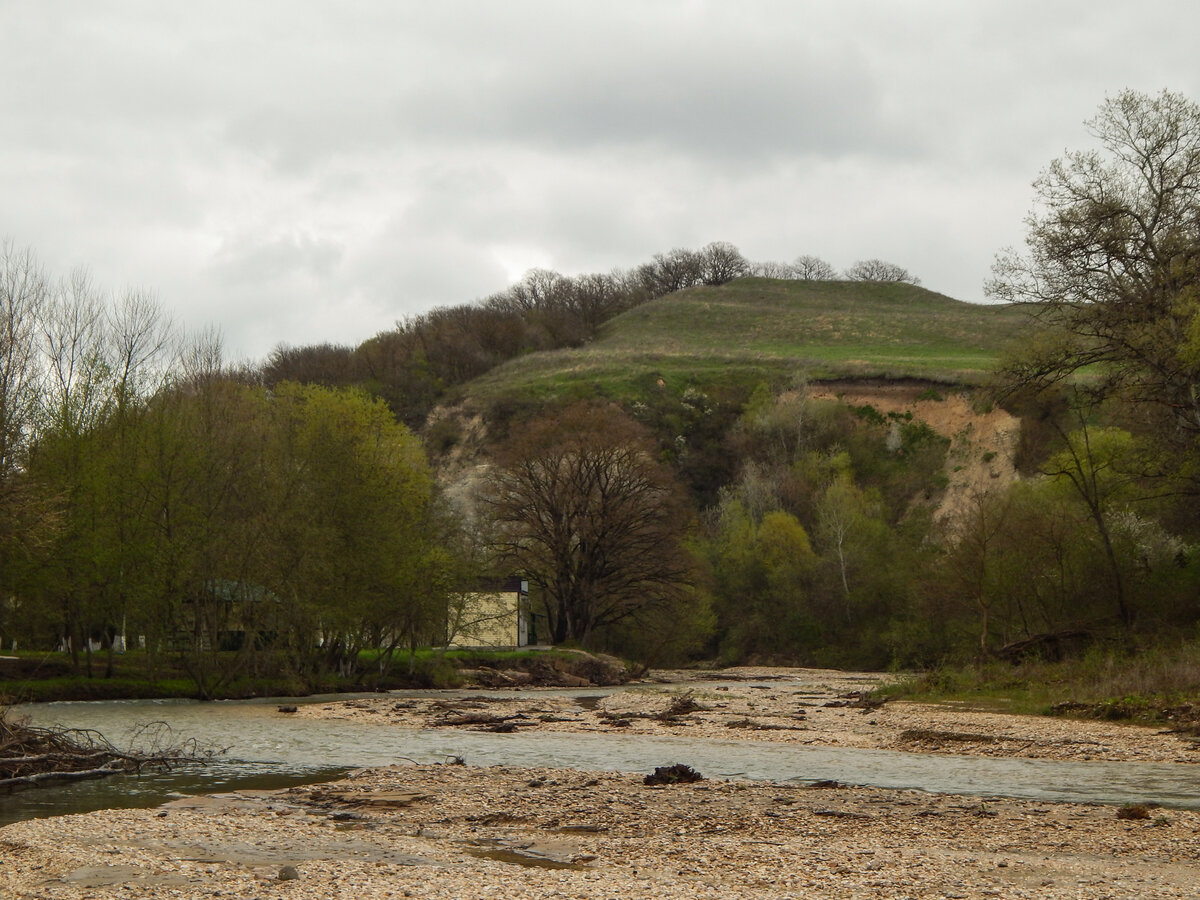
[4,90,1200,698]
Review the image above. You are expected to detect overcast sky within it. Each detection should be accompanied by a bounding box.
[4,2,1199,363]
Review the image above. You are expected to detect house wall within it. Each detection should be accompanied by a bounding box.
[448,579,530,648]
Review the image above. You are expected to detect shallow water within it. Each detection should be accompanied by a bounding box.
[4,685,1199,825]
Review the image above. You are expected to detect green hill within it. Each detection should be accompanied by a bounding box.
[462,277,1030,404]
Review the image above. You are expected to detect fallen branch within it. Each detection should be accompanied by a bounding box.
[1,705,211,794]
[0,763,126,791]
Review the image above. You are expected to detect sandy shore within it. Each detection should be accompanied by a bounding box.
[3,667,1200,899]
[297,666,1200,764]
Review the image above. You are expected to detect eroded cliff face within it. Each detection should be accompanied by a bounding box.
[424,403,493,529]
[427,381,1021,530]
[807,381,1021,526]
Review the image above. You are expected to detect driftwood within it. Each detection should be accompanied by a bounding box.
[996,629,1090,662]
[724,717,807,732]
[596,691,705,728]
[655,692,702,722]
[1,706,209,794]
[431,710,536,731]
[822,691,886,711]
[643,764,703,786]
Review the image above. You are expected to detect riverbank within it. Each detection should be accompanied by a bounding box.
[0,647,630,703]
[299,665,1200,764]
[4,667,1200,899]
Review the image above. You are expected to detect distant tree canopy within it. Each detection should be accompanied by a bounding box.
[790,255,838,280]
[750,254,837,280]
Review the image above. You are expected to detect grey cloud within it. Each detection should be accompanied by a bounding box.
[211,233,345,287]
[5,1,1200,362]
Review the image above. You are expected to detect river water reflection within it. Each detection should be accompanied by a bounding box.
[5,686,1200,825]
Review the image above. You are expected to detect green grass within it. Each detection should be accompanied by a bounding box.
[1,647,616,702]
[880,641,1200,724]
[1,676,198,704]
[465,278,1031,405]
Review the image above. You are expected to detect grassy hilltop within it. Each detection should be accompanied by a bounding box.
[464,278,1030,404]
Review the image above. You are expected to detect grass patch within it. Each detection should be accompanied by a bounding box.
[1,647,625,701]
[1,676,197,704]
[880,641,1200,724]
[465,279,1030,407]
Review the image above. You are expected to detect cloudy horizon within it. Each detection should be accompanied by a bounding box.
[4,1,1200,363]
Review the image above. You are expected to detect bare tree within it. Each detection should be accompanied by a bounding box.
[484,403,694,645]
[41,267,108,437]
[178,325,229,388]
[106,288,175,413]
[790,254,837,280]
[486,269,572,315]
[749,260,792,278]
[565,271,633,333]
[989,89,1200,442]
[697,241,750,285]
[0,241,46,477]
[0,242,55,578]
[636,248,703,297]
[844,258,921,284]
[261,342,359,388]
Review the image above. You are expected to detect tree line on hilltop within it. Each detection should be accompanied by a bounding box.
[261,245,920,429]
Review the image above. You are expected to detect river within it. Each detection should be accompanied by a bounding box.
[4,685,1199,825]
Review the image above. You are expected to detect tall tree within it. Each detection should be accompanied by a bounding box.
[485,403,694,645]
[0,242,54,640]
[702,497,818,661]
[0,242,44,485]
[1042,423,1145,632]
[267,383,443,677]
[989,90,1200,447]
[697,241,750,285]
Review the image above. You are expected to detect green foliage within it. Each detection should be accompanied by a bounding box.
[12,369,459,697]
[698,499,820,663]
[992,89,1200,527]
[850,403,886,425]
[267,382,444,678]
[681,381,952,669]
